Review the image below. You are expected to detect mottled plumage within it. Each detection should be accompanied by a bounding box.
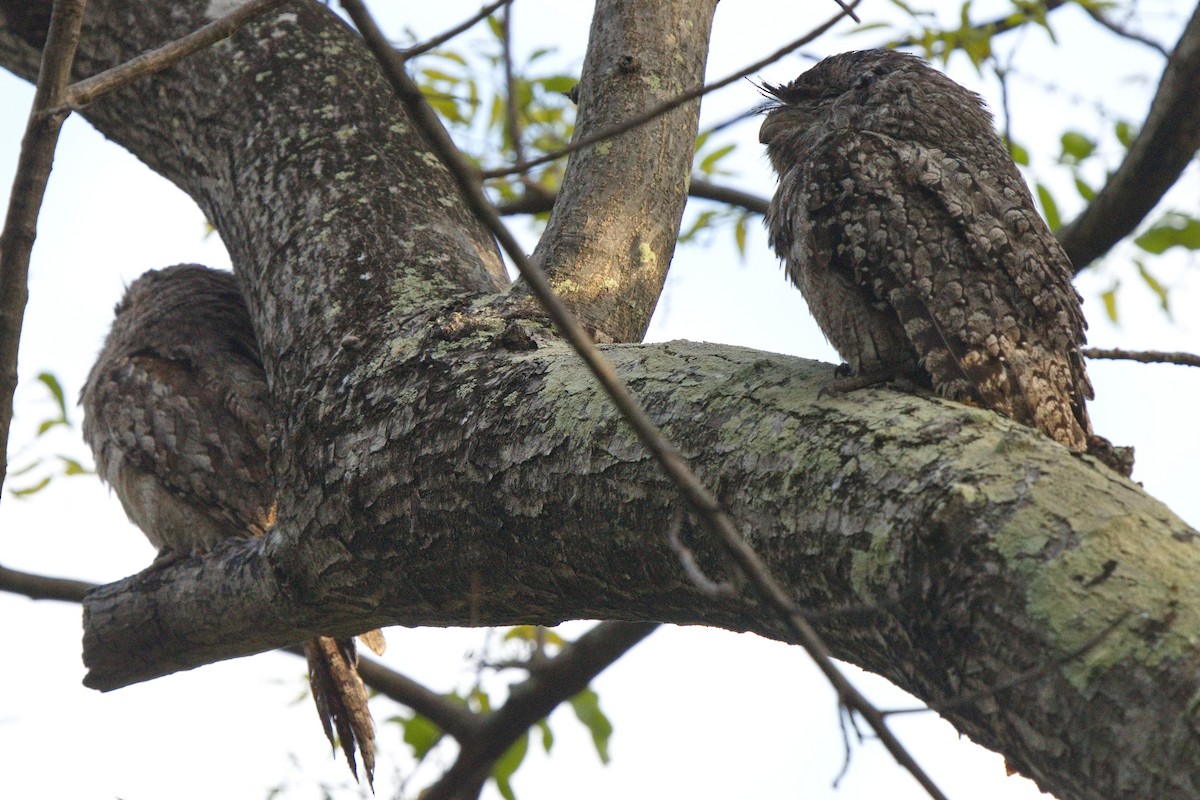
[80,264,378,785]
[760,49,1094,452]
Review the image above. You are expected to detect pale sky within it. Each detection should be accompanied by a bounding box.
[2,2,1198,799]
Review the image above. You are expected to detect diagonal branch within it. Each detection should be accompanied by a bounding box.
[0,0,86,495]
[425,621,657,800]
[1058,2,1200,270]
[341,3,948,798]
[55,0,288,111]
[396,0,510,63]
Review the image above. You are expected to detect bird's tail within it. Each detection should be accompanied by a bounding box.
[305,635,376,790]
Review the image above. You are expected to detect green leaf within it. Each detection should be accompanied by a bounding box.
[492,730,529,800]
[1114,119,1136,148]
[1007,139,1029,166]
[734,213,749,257]
[536,719,554,753]
[486,14,503,40]
[1074,176,1096,202]
[698,143,735,176]
[37,372,67,418]
[1035,183,1060,231]
[399,713,443,759]
[1133,214,1200,254]
[1101,283,1119,323]
[11,476,51,498]
[1059,130,1095,163]
[537,75,578,95]
[60,456,88,476]
[1135,259,1171,315]
[569,688,613,765]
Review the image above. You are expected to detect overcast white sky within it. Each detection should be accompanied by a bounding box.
[2,2,1198,799]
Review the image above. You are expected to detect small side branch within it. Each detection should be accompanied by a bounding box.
[56,0,288,111]
[1059,3,1200,270]
[1083,347,1200,368]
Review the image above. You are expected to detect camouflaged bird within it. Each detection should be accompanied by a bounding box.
[80,264,384,786]
[761,49,1129,474]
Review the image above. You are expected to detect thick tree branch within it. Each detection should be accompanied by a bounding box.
[1058,2,1200,270]
[0,0,84,493]
[512,0,717,343]
[4,4,1200,799]
[77,334,1200,800]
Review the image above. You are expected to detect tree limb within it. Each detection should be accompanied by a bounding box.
[0,0,85,493]
[0,562,91,601]
[1059,2,1200,270]
[425,621,657,800]
[3,4,1199,799]
[1083,347,1200,368]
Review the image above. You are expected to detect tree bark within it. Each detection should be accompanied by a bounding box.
[2,3,1199,800]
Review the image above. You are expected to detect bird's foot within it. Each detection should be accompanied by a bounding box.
[820,366,921,398]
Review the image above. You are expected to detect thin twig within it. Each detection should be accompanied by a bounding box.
[500,3,527,170]
[1083,347,1200,368]
[341,3,948,798]
[1081,7,1170,57]
[56,0,289,111]
[478,0,862,180]
[494,176,770,217]
[666,510,737,598]
[396,0,511,63]
[0,0,87,496]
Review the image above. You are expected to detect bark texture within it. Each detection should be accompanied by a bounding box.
[2,3,1199,800]
[521,0,717,343]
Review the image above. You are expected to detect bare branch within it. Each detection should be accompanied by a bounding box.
[341,3,947,798]
[425,621,657,800]
[57,0,289,111]
[1083,347,1200,368]
[499,3,526,170]
[478,0,863,181]
[1080,6,1170,57]
[493,176,769,218]
[0,562,91,602]
[396,0,510,63]
[1059,3,1200,270]
[0,0,86,495]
